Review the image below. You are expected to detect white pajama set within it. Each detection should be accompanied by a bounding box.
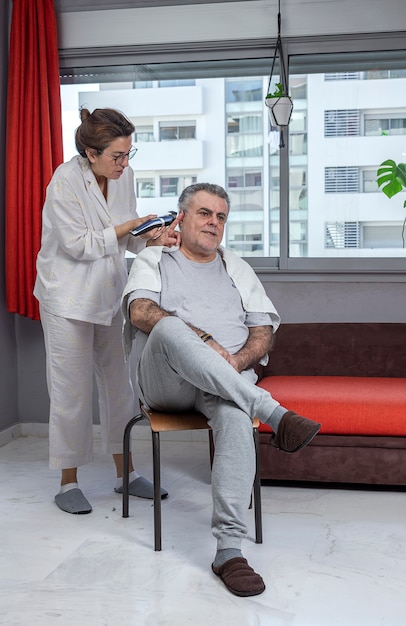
[34,155,145,469]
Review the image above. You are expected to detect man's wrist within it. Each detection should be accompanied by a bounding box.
[200,332,213,343]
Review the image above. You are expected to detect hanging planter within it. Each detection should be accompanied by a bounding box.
[264,2,293,148]
[265,83,293,127]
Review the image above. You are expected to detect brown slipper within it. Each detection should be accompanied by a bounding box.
[211,557,265,597]
[270,410,321,453]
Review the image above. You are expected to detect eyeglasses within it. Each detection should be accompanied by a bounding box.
[99,146,138,165]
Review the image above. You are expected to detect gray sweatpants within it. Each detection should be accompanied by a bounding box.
[136,316,279,550]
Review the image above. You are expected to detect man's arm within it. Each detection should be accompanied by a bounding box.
[130,298,219,344]
[130,298,171,334]
[226,326,274,373]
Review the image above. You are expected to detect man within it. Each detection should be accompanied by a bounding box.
[122,183,321,597]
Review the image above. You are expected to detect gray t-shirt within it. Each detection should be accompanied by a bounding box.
[129,249,272,381]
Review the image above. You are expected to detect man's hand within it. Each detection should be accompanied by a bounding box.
[227,326,273,373]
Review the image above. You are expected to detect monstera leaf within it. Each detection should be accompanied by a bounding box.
[377,160,406,206]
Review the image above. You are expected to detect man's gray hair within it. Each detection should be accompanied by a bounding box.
[177,182,230,214]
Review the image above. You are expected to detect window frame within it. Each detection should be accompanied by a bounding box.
[59,31,406,278]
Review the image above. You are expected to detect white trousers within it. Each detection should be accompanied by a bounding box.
[40,307,135,469]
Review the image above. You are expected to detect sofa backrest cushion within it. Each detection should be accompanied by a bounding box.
[261,323,406,378]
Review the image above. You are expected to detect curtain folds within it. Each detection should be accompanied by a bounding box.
[6,0,63,320]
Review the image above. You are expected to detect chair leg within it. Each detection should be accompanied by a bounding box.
[152,430,162,551]
[253,426,263,544]
[122,414,143,518]
[208,429,215,468]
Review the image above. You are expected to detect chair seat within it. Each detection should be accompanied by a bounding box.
[142,406,260,433]
[142,407,210,432]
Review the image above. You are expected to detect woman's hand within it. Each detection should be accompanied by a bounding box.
[146,211,183,248]
[115,214,157,240]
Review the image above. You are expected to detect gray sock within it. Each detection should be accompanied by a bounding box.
[267,405,288,431]
[213,548,243,568]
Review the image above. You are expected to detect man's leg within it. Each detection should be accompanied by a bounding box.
[195,393,254,548]
[137,316,277,417]
[196,393,265,596]
[137,318,268,596]
[137,317,320,455]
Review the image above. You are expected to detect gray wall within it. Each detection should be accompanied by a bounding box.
[0,0,18,431]
[1,0,406,430]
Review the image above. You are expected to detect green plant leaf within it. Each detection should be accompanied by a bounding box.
[377,159,406,198]
[266,82,284,98]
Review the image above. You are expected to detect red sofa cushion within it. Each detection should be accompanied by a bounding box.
[257,376,406,436]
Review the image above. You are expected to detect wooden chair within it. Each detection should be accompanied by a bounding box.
[122,405,263,551]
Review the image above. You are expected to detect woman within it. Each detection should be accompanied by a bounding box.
[34,108,179,514]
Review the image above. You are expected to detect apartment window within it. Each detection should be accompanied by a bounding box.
[363,223,405,248]
[226,135,263,158]
[325,72,360,81]
[158,79,195,87]
[136,178,155,198]
[324,110,361,136]
[227,169,262,188]
[362,169,379,192]
[225,79,262,103]
[364,114,406,136]
[159,121,196,141]
[134,81,153,89]
[325,167,359,193]
[160,176,197,197]
[227,222,263,255]
[325,222,360,248]
[134,125,154,142]
[227,114,262,134]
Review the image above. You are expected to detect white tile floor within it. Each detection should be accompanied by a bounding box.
[1,428,406,626]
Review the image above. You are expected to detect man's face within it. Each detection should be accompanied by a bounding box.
[179,190,229,262]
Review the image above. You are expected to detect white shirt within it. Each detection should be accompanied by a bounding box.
[34,155,144,325]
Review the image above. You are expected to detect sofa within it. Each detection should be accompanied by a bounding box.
[256,323,406,486]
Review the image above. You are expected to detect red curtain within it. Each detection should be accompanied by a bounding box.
[5,0,63,320]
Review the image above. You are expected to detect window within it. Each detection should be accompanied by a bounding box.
[362,169,379,193]
[134,125,154,142]
[227,169,262,189]
[225,79,262,103]
[136,178,155,198]
[227,221,263,255]
[159,121,196,141]
[227,114,262,134]
[159,79,195,87]
[59,39,406,271]
[325,167,359,193]
[160,176,197,197]
[325,222,360,248]
[364,114,406,136]
[324,110,361,136]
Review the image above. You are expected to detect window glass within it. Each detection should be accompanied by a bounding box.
[60,48,406,265]
[159,121,196,141]
[136,178,155,198]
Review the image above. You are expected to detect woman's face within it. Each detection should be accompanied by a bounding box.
[86,135,133,180]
